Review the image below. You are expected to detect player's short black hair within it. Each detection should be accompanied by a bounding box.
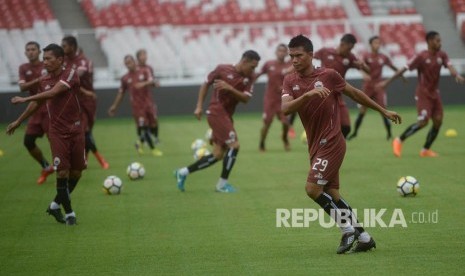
[62,35,78,48]
[341,33,357,45]
[136,49,146,59]
[369,35,379,44]
[25,41,40,50]
[288,34,313,52]
[425,31,439,42]
[242,50,261,61]
[43,43,64,58]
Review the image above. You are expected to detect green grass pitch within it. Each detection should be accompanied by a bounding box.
[1,106,464,275]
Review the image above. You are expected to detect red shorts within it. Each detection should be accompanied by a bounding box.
[26,106,49,137]
[207,111,237,148]
[48,131,87,171]
[132,104,158,127]
[307,135,346,190]
[416,96,443,122]
[339,101,350,127]
[263,99,287,125]
[81,99,97,131]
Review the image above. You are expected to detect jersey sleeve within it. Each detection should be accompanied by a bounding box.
[205,65,220,85]
[281,75,293,98]
[332,70,346,94]
[441,51,451,68]
[18,65,26,83]
[60,66,79,89]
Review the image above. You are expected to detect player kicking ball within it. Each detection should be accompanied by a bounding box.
[282,35,401,253]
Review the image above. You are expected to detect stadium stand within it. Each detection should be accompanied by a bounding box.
[0,0,63,83]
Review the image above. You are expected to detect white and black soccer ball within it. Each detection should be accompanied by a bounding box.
[397,176,420,196]
[103,175,123,195]
[193,147,211,161]
[127,162,145,180]
[191,138,207,152]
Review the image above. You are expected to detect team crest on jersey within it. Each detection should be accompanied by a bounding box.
[328,55,334,60]
[243,78,249,85]
[342,58,350,66]
[227,74,234,79]
[269,66,275,71]
[138,74,144,80]
[437,57,442,64]
[425,58,431,64]
[378,58,384,64]
[26,70,32,75]
[127,78,132,84]
[41,69,47,76]
[53,157,61,167]
[292,85,300,91]
[314,81,323,88]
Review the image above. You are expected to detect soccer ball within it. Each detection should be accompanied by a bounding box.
[127,162,145,180]
[103,176,123,195]
[194,147,211,160]
[397,176,420,197]
[191,138,207,152]
[300,131,307,144]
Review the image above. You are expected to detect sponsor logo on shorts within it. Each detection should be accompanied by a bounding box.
[319,138,327,145]
[314,173,323,179]
[317,179,328,185]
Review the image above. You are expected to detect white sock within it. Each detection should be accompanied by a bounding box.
[50,201,60,210]
[179,167,189,176]
[65,212,76,219]
[358,231,371,243]
[340,225,355,234]
[216,178,227,190]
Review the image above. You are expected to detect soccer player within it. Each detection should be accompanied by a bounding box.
[282,35,401,253]
[108,55,163,156]
[314,33,370,138]
[348,35,402,140]
[135,48,161,152]
[18,41,54,184]
[174,50,260,193]
[61,36,109,169]
[7,43,86,226]
[379,31,465,157]
[254,44,292,151]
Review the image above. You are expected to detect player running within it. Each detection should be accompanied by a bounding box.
[7,44,87,226]
[282,35,401,253]
[174,50,260,193]
[348,35,403,140]
[379,31,465,157]
[108,55,163,156]
[18,41,54,184]
[255,44,293,152]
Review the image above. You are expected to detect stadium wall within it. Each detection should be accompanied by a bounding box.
[1,76,464,124]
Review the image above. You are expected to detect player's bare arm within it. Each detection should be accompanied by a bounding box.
[213,80,251,103]
[344,83,401,124]
[281,87,331,115]
[108,90,124,116]
[447,64,465,84]
[12,81,69,104]
[194,82,210,120]
[378,67,407,89]
[355,60,370,74]
[6,101,42,135]
[389,64,407,83]
[134,79,155,89]
[80,87,97,99]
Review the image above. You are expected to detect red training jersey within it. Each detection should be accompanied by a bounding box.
[259,59,291,106]
[282,68,346,158]
[41,67,82,135]
[18,62,46,96]
[314,47,361,78]
[206,64,254,117]
[363,52,394,84]
[119,67,154,111]
[406,50,450,99]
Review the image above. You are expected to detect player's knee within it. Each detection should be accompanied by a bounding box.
[23,135,37,151]
[305,182,322,200]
